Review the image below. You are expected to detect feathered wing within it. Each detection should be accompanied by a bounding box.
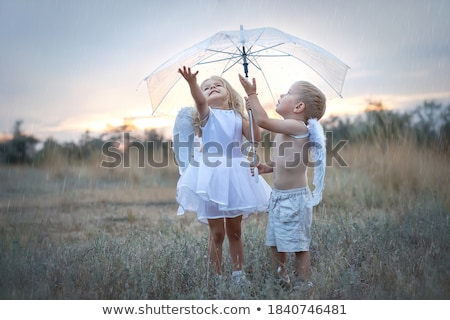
[307,118,326,207]
[172,107,200,175]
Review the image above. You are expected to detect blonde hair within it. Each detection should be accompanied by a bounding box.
[294,81,326,121]
[193,75,246,135]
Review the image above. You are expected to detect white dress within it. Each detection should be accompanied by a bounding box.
[176,108,272,224]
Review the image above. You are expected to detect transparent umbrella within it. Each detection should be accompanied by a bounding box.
[143,25,350,116]
[143,26,349,180]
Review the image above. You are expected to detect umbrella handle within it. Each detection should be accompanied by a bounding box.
[248,109,259,183]
[253,166,259,182]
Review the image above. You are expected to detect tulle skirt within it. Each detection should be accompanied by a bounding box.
[176,155,272,224]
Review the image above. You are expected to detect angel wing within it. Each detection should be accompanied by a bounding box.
[172,107,201,175]
[307,118,326,207]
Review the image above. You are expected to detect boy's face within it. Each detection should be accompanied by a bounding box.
[276,84,302,117]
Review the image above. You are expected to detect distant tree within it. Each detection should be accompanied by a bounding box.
[364,99,385,113]
[439,104,450,152]
[145,128,164,149]
[77,130,106,161]
[348,100,414,143]
[322,115,353,141]
[0,120,39,164]
[34,137,63,160]
[411,101,446,146]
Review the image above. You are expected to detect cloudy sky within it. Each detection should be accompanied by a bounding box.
[1,0,449,142]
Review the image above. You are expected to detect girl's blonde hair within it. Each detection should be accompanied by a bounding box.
[294,81,326,121]
[193,75,246,135]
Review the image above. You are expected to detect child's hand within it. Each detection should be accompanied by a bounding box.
[244,97,252,111]
[238,74,257,96]
[250,162,272,176]
[178,66,199,84]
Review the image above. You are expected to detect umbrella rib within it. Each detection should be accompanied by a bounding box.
[196,48,242,66]
[153,48,242,114]
[197,56,240,65]
[153,50,230,113]
[247,42,287,54]
[205,48,242,57]
[221,58,245,74]
[249,53,292,58]
[199,48,246,74]
[250,59,276,104]
[255,45,343,97]
[245,38,344,99]
[289,55,342,97]
[152,76,185,115]
[245,43,292,69]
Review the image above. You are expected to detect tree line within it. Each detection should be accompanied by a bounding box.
[0,100,449,166]
[323,100,449,151]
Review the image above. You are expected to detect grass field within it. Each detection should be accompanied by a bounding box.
[0,140,449,299]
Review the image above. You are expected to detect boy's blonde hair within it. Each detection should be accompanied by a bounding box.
[193,76,246,135]
[294,81,326,121]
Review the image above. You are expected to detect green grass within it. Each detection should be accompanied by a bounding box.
[0,141,449,299]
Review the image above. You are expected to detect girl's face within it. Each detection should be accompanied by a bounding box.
[201,79,229,106]
[276,84,302,117]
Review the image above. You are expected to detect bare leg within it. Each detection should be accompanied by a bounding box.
[295,251,311,280]
[225,216,243,271]
[208,218,226,275]
[271,247,287,277]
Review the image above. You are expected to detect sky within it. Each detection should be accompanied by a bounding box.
[1,0,449,142]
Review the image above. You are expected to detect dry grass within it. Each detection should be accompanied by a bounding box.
[0,141,449,299]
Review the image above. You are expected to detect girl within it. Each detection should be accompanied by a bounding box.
[176,66,272,284]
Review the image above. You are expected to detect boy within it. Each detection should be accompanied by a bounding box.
[239,74,326,291]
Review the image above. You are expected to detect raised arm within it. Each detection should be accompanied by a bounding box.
[178,66,209,120]
[238,74,307,136]
[238,74,269,125]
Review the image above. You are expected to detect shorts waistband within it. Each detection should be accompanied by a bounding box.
[272,187,309,195]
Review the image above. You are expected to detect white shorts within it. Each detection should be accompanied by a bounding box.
[265,187,313,252]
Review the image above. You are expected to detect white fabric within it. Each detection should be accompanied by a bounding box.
[176,108,272,224]
[306,118,326,207]
[172,107,201,175]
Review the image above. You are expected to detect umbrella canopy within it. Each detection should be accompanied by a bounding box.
[143,26,349,116]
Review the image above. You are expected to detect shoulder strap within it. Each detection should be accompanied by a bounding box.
[289,132,309,139]
[289,121,309,139]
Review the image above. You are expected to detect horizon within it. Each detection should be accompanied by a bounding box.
[2,95,448,145]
